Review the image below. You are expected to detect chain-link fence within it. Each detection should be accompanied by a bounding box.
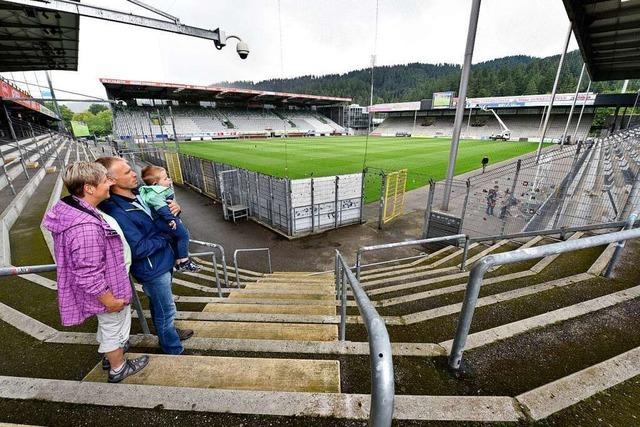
[425,126,640,239]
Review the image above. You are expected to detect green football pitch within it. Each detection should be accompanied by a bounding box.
[176,136,541,202]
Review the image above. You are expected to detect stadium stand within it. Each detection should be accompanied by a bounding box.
[113,106,345,139]
[375,113,595,141]
[102,79,347,140]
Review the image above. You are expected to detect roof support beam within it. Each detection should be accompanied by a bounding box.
[1,0,224,45]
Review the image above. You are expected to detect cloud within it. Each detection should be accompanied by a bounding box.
[3,0,579,107]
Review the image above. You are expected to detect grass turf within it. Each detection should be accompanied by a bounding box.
[176,136,542,202]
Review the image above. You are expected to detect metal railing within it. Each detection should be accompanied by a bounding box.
[448,225,640,370]
[604,210,639,278]
[188,251,224,297]
[0,240,234,332]
[335,250,394,427]
[0,264,150,335]
[458,219,640,270]
[233,248,272,287]
[189,239,230,289]
[355,234,466,280]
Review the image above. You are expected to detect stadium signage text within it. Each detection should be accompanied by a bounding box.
[0,78,58,119]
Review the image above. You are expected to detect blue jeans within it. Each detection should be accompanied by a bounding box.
[173,219,191,259]
[141,270,183,355]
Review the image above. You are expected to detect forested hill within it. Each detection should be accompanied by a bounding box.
[217,50,637,106]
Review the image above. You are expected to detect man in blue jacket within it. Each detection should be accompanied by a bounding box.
[96,156,192,355]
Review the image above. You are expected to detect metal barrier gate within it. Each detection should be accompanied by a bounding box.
[380,168,408,226]
[164,152,184,185]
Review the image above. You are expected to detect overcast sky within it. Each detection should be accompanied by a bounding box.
[3,0,579,110]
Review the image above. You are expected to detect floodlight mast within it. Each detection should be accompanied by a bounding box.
[2,0,249,58]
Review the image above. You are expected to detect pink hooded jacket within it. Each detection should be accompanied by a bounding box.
[43,196,132,326]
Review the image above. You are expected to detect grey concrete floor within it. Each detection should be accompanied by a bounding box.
[177,185,427,272]
[177,146,557,273]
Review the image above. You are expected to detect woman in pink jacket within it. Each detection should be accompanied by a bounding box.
[43,161,148,383]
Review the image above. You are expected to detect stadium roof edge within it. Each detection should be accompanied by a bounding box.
[369,92,639,113]
[0,0,79,72]
[100,78,352,106]
[563,0,640,81]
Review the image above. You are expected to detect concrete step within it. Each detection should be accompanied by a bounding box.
[358,246,455,277]
[175,320,338,341]
[268,272,331,277]
[259,276,333,284]
[83,353,340,393]
[361,240,511,283]
[202,302,335,315]
[228,290,335,301]
[244,283,335,294]
[255,279,335,288]
[193,257,264,277]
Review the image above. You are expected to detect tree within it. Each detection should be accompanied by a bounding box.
[88,103,109,115]
[72,109,112,136]
[45,102,74,130]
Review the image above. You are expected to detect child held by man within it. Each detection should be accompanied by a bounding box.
[139,165,201,272]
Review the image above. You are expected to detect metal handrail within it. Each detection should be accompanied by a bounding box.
[335,250,394,426]
[458,219,640,270]
[189,239,230,288]
[355,234,466,280]
[448,225,640,371]
[189,251,223,297]
[233,248,272,287]
[604,210,639,278]
[0,264,151,335]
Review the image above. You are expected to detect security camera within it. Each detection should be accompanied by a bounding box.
[236,41,249,59]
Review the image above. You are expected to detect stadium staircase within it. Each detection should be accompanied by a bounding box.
[2,139,640,423]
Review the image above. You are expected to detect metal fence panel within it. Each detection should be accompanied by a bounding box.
[151,150,364,237]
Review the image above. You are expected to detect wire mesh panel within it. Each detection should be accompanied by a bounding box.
[290,173,363,235]
[155,151,365,237]
[200,160,219,199]
[428,126,640,239]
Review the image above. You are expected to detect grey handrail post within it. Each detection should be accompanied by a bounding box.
[378,172,386,230]
[422,179,435,238]
[334,249,339,294]
[336,251,394,426]
[340,264,347,341]
[189,239,230,288]
[459,235,471,271]
[233,252,241,288]
[335,250,346,341]
[604,210,639,278]
[233,248,272,287]
[449,227,640,370]
[356,250,363,281]
[128,274,151,335]
[448,258,491,370]
[211,253,223,298]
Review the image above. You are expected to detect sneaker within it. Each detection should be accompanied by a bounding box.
[108,355,150,383]
[175,259,202,273]
[102,340,131,371]
[176,328,194,341]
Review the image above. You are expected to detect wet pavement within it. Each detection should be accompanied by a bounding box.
[177,184,428,273]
